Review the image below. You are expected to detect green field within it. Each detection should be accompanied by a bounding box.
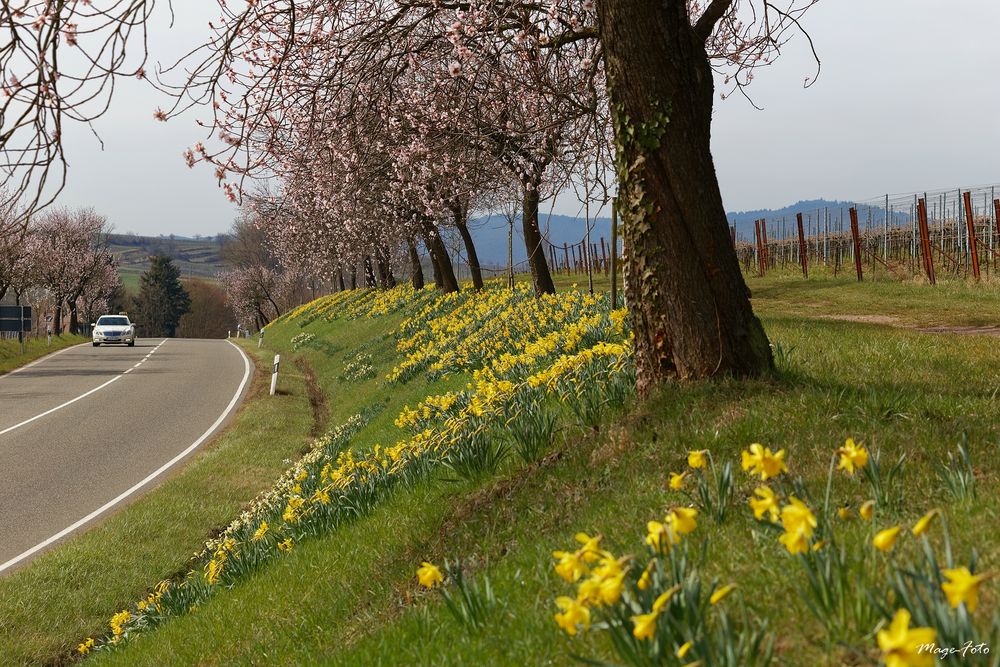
[5,273,1000,666]
[0,334,87,376]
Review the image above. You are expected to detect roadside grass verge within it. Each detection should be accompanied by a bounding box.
[0,342,315,666]
[0,335,87,375]
[90,285,999,666]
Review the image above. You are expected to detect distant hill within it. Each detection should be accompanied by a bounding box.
[107,233,226,290]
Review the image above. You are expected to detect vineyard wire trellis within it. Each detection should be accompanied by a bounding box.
[733,183,1000,282]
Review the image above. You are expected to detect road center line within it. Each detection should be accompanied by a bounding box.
[0,340,168,437]
[0,340,252,575]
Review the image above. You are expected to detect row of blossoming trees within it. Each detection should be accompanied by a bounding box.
[1,0,818,390]
[0,205,121,335]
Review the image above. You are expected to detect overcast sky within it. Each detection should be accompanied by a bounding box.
[54,0,1000,237]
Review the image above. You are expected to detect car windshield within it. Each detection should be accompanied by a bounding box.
[97,317,129,327]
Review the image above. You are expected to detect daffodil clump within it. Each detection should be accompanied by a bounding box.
[551,519,773,666]
[734,437,998,661]
[552,437,998,666]
[80,284,636,655]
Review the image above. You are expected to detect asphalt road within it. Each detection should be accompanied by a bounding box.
[0,338,251,574]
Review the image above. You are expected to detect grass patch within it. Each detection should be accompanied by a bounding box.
[0,335,87,375]
[87,280,1000,666]
[0,342,314,665]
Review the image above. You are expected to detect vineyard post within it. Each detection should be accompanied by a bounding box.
[563,243,571,276]
[754,219,764,276]
[610,200,618,308]
[600,237,608,276]
[796,212,808,278]
[963,191,981,281]
[994,199,1000,253]
[760,218,771,270]
[849,207,864,281]
[918,198,936,285]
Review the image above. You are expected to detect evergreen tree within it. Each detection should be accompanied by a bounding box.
[133,255,191,337]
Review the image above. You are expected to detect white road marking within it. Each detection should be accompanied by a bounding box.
[0,340,168,437]
[0,340,252,575]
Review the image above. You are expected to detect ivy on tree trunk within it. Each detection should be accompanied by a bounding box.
[597,0,773,393]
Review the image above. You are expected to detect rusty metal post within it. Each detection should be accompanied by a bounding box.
[918,198,936,285]
[610,200,618,308]
[760,218,771,269]
[963,191,981,281]
[849,207,864,281]
[994,199,1000,250]
[600,237,608,275]
[754,219,765,276]
[730,225,736,248]
[570,244,577,273]
[563,243,571,276]
[796,212,808,278]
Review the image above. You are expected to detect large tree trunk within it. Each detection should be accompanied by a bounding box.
[377,244,396,288]
[597,0,773,392]
[453,201,484,291]
[69,299,80,335]
[522,184,556,295]
[54,302,63,335]
[363,256,377,288]
[419,219,460,293]
[407,238,425,290]
[337,266,346,292]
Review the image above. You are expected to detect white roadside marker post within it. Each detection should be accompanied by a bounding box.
[270,354,280,396]
[258,329,264,348]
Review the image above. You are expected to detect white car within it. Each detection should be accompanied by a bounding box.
[92,315,137,347]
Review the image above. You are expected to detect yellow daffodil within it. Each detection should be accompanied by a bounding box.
[687,450,708,469]
[877,609,936,667]
[779,527,811,555]
[110,610,131,637]
[554,596,590,636]
[575,532,604,563]
[277,538,294,552]
[669,472,687,490]
[631,585,681,641]
[637,560,655,590]
[653,584,682,612]
[710,583,737,605]
[741,443,788,480]
[631,610,659,641]
[780,497,817,538]
[77,638,95,655]
[941,567,990,612]
[251,522,269,542]
[749,486,779,522]
[677,640,693,658]
[860,500,876,521]
[666,507,698,536]
[598,570,627,606]
[416,561,444,588]
[837,506,852,520]
[552,550,588,583]
[836,438,869,475]
[646,520,673,552]
[911,509,939,537]
[873,526,902,552]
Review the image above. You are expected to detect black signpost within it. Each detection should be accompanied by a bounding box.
[0,305,33,354]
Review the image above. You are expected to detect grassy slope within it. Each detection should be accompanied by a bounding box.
[92,276,1000,666]
[0,342,315,665]
[0,335,87,376]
